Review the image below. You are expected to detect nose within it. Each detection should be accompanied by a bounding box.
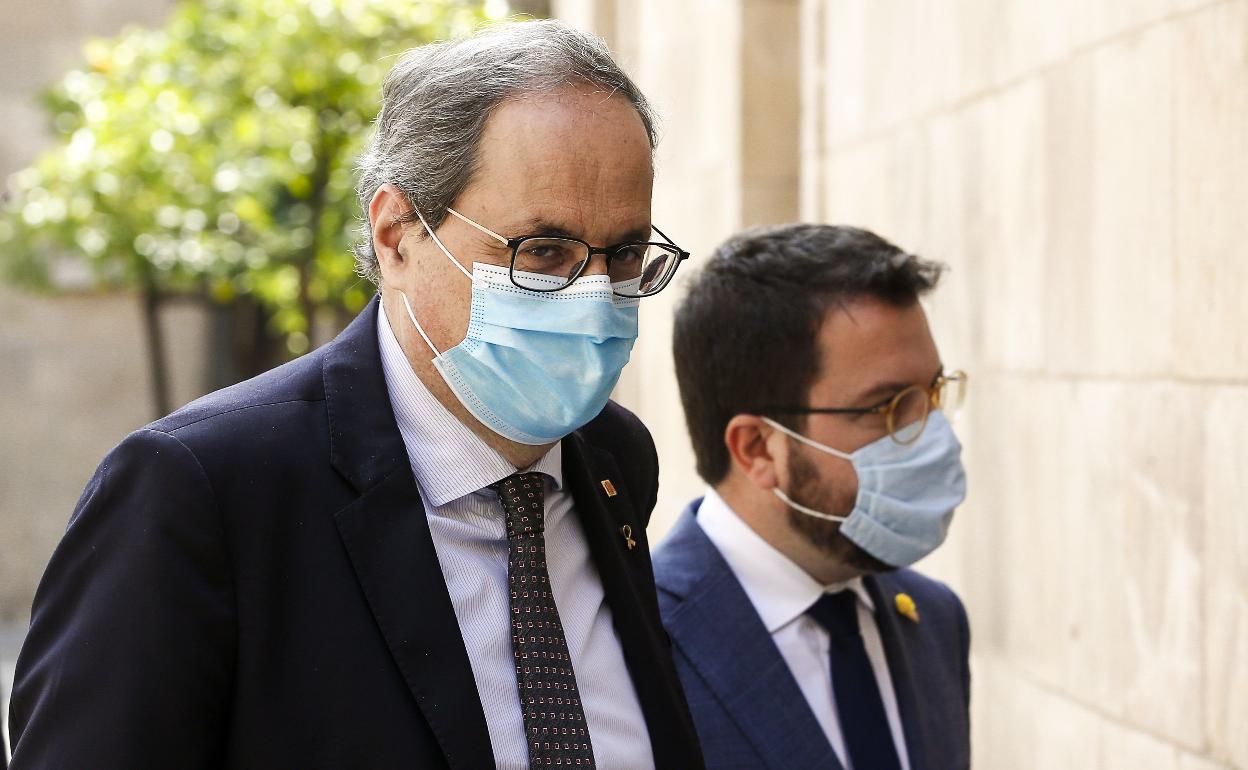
[580,252,611,277]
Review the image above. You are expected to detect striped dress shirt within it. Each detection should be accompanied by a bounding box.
[376,304,655,770]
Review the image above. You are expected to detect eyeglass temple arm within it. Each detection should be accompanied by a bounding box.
[446,207,509,246]
[758,405,884,415]
[652,225,689,256]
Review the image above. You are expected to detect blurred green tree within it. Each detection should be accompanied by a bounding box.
[0,0,507,413]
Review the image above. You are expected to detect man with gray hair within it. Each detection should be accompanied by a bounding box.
[8,20,703,769]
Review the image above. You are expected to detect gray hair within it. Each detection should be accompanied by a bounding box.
[353,19,659,283]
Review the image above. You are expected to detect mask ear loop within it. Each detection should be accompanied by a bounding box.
[397,290,441,357]
[760,416,854,460]
[413,208,473,280]
[760,416,854,523]
[391,207,475,358]
[772,487,848,523]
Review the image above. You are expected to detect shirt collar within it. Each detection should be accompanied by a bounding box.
[696,487,874,633]
[376,302,563,507]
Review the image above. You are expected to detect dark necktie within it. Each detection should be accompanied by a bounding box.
[807,591,903,770]
[490,472,596,767]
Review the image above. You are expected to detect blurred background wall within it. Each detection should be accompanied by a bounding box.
[1,0,1244,767]
[556,0,1247,768]
[0,0,208,694]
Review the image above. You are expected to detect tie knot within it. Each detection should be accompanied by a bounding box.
[807,590,861,640]
[490,472,547,539]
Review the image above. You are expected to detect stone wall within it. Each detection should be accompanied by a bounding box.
[557,0,1247,767]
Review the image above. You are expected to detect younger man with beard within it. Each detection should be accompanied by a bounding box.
[654,224,971,770]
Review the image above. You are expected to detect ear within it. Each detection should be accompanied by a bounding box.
[368,183,413,279]
[724,414,784,491]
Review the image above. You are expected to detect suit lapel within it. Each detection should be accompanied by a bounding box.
[324,298,493,769]
[865,574,928,770]
[561,433,700,770]
[660,510,843,770]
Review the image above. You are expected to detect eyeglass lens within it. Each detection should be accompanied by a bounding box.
[510,237,678,297]
[890,374,968,444]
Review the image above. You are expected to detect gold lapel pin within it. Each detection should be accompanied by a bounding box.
[895,592,920,624]
[619,524,637,551]
[600,479,618,498]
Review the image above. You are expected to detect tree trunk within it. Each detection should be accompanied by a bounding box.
[299,118,335,351]
[139,275,172,418]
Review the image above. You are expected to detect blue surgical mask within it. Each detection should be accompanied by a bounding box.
[396,214,639,446]
[763,412,967,567]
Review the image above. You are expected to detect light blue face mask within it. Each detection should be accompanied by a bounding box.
[397,215,639,446]
[763,411,967,567]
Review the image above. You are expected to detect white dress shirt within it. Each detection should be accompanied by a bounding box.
[696,488,911,770]
[377,305,654,770]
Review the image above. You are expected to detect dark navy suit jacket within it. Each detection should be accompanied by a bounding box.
[8,298,704,770]
[653,499,970,770]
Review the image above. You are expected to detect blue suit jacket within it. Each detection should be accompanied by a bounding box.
[654,499,971,770]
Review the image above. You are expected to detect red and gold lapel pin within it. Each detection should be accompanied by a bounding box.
[600,479,618,497]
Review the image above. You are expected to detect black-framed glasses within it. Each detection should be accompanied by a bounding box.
[446,206,689,298]
[759,369,968,445]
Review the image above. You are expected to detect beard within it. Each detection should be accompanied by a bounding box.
[785,445,895,574]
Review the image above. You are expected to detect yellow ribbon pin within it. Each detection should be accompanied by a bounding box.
[895,593,919,624]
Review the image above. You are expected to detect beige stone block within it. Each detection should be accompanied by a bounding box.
[1042,51,1098,375]
[994,0,1089,82]
[821,126,928,249]
[551,0,617,39]
[973,655,1103,770]
[821,140,891,232]
[1098,720,1182,770]
[1173,1,1248,380]
[1178,753,1238,770]
[950,0,1004,96]
[799,0,827,220]
[979,80,1048,373]
[1084,0,1183,48]
[823,0,962,146]
[1203,387,1248,767]
[821,0,867,147]
[986,377,1079,685]
[1060,382,1204,748]
[1089,25,1175,376]
[635,2,743,221]
[919,105,987,371]
[742,0,801,226]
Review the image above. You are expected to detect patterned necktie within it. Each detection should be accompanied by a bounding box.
[807,591,903,770]
[490,472,596,767]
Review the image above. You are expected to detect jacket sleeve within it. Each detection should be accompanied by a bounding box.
[8,428,236,769]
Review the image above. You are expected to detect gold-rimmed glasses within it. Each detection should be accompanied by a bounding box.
[760,369,968,445]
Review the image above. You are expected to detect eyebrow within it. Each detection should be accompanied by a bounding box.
[851,365,944,407]
[510,217,653,245]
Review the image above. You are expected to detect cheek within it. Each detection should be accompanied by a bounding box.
[832,461,860,510]
[407,247,474,350]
